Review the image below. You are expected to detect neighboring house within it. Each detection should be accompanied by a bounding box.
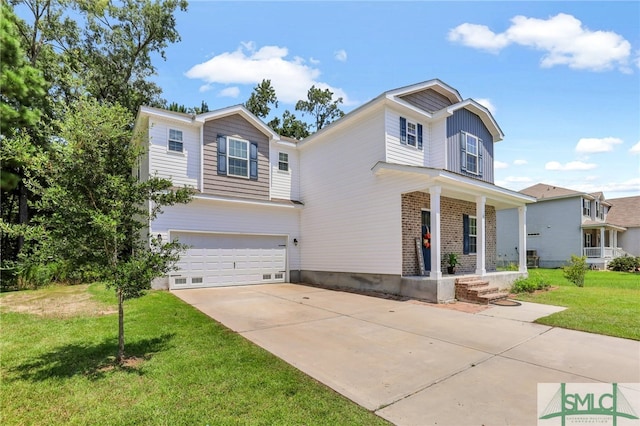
[497,183,636,269]
[134,79,534,302]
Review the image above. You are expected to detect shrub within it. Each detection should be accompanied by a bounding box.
[510,272,550,293]
[608,255,640,272]
[563,255,587,287]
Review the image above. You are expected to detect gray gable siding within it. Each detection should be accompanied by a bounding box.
[399,89,453,112]
[203,114,270,200]
[446,109,494,184]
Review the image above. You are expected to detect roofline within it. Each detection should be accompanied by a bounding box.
[447,99,504,142]
[371,161,536,208]
[136,104,280,141]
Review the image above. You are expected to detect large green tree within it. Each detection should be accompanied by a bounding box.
[244,79,278,119]
[0,1,48,263]
[35,98,192,362]
[295,85,345,132]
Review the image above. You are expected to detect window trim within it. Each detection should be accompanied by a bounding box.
[168,128,184,153]
[227,136,250,178]
[468,215,478,255]
[461,131,480,175]
[583,198,591,217]
[278,152,289,172]
[399,116,423,150]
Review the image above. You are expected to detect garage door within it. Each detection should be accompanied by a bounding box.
[170,233,287,289]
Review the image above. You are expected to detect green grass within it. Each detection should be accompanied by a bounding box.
[514,269,640,340]
[1,284,390,425]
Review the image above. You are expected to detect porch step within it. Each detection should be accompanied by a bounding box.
[455,277,509,305]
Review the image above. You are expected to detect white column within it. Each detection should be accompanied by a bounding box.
[518,205,527,273]
[475,196,486,276]
[429,186,442,279]
[600,227,605,258]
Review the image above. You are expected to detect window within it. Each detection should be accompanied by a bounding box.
[228,137,248,177]
[583,199,591,217]
[278,152,289,171]
[168,129,183,152]
[217,135,258,180]
[463,214,477,254]
[174,277,187,285]
[461,132,481,175]
[399,117,423,149]
[596,202,605,220]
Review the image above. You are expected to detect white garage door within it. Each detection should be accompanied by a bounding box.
[170,233,287,289]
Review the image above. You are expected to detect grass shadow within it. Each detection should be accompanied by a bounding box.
[8,333,175,382]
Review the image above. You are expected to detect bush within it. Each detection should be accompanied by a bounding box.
[563,255,587,287]
[608,255,640,272]
[510,272,550,293]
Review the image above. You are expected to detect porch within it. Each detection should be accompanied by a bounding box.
[401,271,524,303]
[582,222,628,269]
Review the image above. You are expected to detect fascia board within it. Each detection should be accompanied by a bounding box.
[447,99,504,142]
[139,105,197,125]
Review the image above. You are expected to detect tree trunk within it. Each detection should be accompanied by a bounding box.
[117,288,125,363]
[17,179,28,252]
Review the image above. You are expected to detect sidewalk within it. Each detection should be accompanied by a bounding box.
[173,284,640,426]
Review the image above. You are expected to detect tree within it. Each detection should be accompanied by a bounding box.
[34,98,192,362]
[13,0,188,115]
[268,110,309,139]
[295,85,345,132]
[244,79,277,119]
[0,1,48,264]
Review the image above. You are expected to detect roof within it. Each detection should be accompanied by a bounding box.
[300,78,504,147]
[519,183,583,200]
[606,196,640,227]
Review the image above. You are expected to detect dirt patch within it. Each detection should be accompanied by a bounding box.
[0,284,117,318]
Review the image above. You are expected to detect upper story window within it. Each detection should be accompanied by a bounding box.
[278,152,289,171]
[583,198,591,217]
[596,203,605,220]
[168,129,183,152]
[399,116,423,149]
[460,132,482,175]
[217,135,258,180]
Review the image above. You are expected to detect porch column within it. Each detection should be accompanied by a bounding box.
[475,195,486,276]
[600,227,605,257]
[429,185,442,279]
[518,206,527,273]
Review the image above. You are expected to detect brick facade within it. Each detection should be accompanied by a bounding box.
[401,191,497,276]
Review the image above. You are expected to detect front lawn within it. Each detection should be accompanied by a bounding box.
[0,284,390,425]
[514,269,640,340]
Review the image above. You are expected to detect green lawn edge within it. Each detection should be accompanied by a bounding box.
[1,284,391,425]
[513,269,640,341]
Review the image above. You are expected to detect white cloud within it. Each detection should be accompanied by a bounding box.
[545,160,597,171]
[185,42,352,105]
[630,141,640,155]
[513,159,528,165]
[334,49,348,62]
[449,13,632,72]
[475,98,496,115]
[571,178,640,195]
[494,160,509,169]
[575,137,623,153]
[218,86,240,98]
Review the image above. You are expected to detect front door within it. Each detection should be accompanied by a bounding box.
[421,210,431,271]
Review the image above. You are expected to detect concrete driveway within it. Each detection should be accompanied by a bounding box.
[173,283,640,426]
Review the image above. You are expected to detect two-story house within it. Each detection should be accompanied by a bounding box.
[135,79,534,302]
[496,183,634,269]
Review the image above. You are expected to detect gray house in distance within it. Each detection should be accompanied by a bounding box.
[497,183,637,269]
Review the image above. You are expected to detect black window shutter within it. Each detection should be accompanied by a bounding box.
[217,135,227,175]
[460,132,467,172]
[478,139,484,176]
[400,117,407,144]
[249,142,258,180]
[463,214,470,255]
[417,123,423,150]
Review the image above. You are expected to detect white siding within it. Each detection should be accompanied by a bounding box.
[300,109,424,276]
[150,197,301,271]
[270,144,300,200]
[148,118,200,188]
[385,109,429,167]
[619,227,640,256]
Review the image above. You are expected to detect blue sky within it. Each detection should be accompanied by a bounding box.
[50,1,640,198]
